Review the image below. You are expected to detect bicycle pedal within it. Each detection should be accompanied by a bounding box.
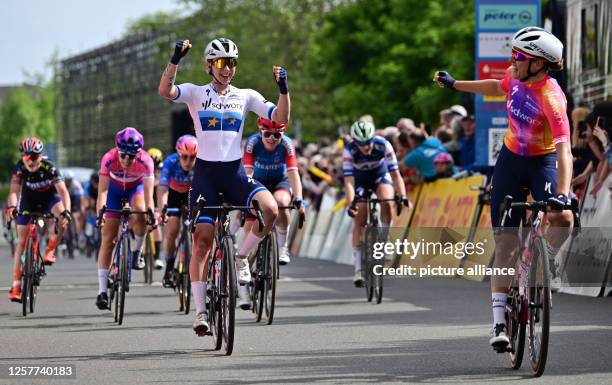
[195,330,208,337]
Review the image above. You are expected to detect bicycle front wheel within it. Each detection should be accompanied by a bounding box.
[222,236,236,356]
[507,283,525,369]
[117,236,129,325]
[363,226,376,302]
[21,237,34,316]
[527,237,550,377]
[143,233,154,284]
[183,229,192,315]
[265,230,278,325]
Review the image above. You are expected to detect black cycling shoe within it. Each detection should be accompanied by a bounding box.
[96,293,109,310]
[132,252,145,270]
[162,270,175,288]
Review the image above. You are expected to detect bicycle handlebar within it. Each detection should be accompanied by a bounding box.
[277,204,306,229]
[190,194,265,233]
[8,211,58,233]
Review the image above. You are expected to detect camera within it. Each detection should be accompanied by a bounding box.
[578,120,588,138]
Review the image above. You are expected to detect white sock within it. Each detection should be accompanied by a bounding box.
[353,247,362,272]
[238,232,264,257]
[277,227,288,249]
[134,235,145,254]
[13,280,20,287]
[98,269,109,294]
[230,218,241,236]
[192,281,207,315]
[492,293,507,325]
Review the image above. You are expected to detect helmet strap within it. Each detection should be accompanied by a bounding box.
[519,60,545,83]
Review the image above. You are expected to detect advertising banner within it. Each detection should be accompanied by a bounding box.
[474,0,540,166]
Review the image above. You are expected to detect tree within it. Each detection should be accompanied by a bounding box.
[308,0,475,131]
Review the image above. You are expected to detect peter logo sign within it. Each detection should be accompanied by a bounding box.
[478,4,536,30]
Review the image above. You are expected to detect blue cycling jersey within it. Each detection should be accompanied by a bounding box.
[159,153,194,193]
[242,134,298,183]
[342,136,399,180]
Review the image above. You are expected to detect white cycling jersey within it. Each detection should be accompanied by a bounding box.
[172,83,277,162]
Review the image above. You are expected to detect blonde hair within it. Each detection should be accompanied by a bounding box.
[571,107,591,147]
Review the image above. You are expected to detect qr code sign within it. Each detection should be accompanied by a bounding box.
[488,128,506,165]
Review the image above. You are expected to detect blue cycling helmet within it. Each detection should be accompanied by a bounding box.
[115,127,144,155]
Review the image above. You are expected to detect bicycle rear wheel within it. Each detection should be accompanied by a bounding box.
[527,237,550,377]
[117,236,129,325]
[507,284,526,369]
[222,236,236,355]
[265,230,278,324]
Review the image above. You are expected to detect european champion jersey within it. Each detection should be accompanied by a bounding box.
[172,83,277,162]
[242,134,298,182]
[100,148,154,191]
[160,153,194,193]
[499,67,570,156]
[342,136,399,178]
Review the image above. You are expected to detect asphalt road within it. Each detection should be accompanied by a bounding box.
[0,245,611,385]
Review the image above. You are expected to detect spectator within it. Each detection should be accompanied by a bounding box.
[396,118,417,133]
[433,152,455,179]
[457,115,476,169]
[402,129,449,182]
[589,101,612,196]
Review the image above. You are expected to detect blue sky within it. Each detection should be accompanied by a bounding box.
[0,0,188,85]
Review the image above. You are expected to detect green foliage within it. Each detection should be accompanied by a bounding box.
[129,0,475,142]
[0,86,57,181]
[309,0,475,130]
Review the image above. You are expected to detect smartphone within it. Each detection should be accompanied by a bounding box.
[578,120,587,138]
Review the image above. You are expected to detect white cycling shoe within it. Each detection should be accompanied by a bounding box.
[193,312,209,335]
[237,258,251,285]
[353,270,364,288]
[489,323,510,351]
[279,246,291,265]
[238,285,251,310]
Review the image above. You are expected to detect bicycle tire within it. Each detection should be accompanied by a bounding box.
[22,237,33,316]
[527,237,550,377]
[143,233,154,284]
[183,228,192,315]
[363,226,375,302]
[30,250,42,314]
[117,236,129,325]
[210,245,223,351]
[222,236,236,355]
[254,239,266,323]
[176,232,185,312]
[265,229,278,325]
[507,284,526,369]
[374,267,383,304]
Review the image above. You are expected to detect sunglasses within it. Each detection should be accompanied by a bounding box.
[357,140,373,147]
[119,152,136,160]
[180,154,196,161]
[212,58,237,69]
[262,131,282,139]
[24,153,41,161]
[512,48,537,62]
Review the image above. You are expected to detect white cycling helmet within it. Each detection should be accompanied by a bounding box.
[205,38,239,60]
[512,27,563,64]
[350,120,375,144]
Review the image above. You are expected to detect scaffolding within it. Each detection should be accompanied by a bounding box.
[56,30,183,168]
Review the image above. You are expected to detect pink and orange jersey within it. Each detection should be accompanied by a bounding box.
[100,148,154,190]
[499,67,570,156]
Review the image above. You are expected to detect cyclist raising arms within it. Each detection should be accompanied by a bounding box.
[95,128,156,310]
[158,38,289,334]
[159,135,198,287]
[434,27,573,349]
[5,138,72,302]
[343,120,408,287]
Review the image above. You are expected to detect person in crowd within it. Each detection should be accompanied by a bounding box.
[433,152,455,179]
[457,115,476,169]
[402,129,450,182]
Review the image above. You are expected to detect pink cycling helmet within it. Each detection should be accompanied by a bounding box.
[115,127,144,155]
[176,135,198,156]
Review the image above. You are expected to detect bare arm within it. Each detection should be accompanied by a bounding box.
[390,170,406,197]
[555,141,573,196]
[272,94,290,123]
[54,181,71,212]
[344,176,356,206]
[143,177,155,212]
[158,39,191,100]
[157,185,169,210]
[96,175,110,214]
[287,169,303,201]
[7,175,22,208]
[454,79,505,96]
[158,64,179,100]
